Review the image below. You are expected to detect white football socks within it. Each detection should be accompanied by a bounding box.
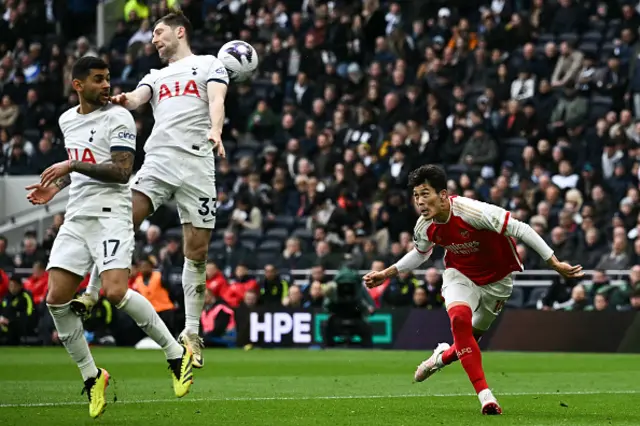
[116,289,183,360]
[85,264,101,301]
[47,302,99,381]
[182,258,206,335]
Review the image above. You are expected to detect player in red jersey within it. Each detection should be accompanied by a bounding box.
[364,165,583,415]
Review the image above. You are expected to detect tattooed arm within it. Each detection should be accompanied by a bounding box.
[54,175,72,191]
[70,150,134,184]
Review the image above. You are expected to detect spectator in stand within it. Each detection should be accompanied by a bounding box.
[283,284,303,308]
[259,264,289,306]
[596,235,631,270]
[303,281,325,309]
[0,268,8,300]
[0,237,14,269]
[201,288,236,347]
[210,231,251,277]
[225,264,259,308]
[381,270,420,307]
[205,261,229,299]
[0,277,35,345]
[132,256,176,334]
[279,237,312,270]
[23,261,48,305]
[0,95,20,131]
[136,224,162,264]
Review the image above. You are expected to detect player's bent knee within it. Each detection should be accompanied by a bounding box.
[100,269,130,305]
[46,268,83,305]
[132,190,153,229]
[448,304,473,332]
[446,301,472,311]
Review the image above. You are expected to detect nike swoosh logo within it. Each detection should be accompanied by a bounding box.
[203,218,215,223]
[103,259,116,265]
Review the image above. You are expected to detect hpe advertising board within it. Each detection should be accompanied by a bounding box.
[235,307,640,353]
[235,308,414,348]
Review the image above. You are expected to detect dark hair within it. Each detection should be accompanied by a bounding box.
[71,56,109,80]
[408,165,448,193]
[155,10,193,45]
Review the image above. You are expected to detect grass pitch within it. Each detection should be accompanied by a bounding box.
[0,348,639,425]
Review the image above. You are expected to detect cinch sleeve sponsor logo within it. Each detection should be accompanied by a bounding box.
[117,131,136,141]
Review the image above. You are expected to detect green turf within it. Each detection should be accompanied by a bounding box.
[0,348,639,425]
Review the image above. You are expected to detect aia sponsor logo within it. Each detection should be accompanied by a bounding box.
[158,80,201,102]
[67,148,96,164]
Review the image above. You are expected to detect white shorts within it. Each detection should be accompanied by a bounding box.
[132,151,217,229]
[441,268,513,331]
[47,216,135,277]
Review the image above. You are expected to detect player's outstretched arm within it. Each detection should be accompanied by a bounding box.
[364,248,431,288]
[207,81,227,158]
[111,85,152,110]
[25,175,70,205]
[70,150,134,184]
[505,217,584,279]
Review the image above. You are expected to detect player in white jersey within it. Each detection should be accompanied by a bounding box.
[364,165,583,415]
[25,57,194,419]
[70,11,228,369]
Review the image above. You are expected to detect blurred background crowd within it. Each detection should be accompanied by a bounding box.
[2,0,640,346]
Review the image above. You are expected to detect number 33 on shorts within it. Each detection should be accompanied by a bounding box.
[197,197,217,223]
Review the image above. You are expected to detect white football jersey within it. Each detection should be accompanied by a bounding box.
[138,54,229,157]
[58,103,137,220]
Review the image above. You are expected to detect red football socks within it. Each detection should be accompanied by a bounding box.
[448,305,489,393]
[441,343,458,365]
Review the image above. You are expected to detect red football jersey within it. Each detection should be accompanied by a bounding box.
[413,196,523,285]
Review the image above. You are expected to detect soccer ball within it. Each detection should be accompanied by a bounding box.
[217,40,259,83]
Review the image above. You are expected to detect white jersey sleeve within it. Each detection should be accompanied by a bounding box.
[207,56,230,86]
[452,197,554,260]
[450,196,510,234]
[137,70,157,94]
[413,216,435,254]
[109,106,137,152]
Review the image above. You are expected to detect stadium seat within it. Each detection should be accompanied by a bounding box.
[257,252,280,267]
[524,287,548,309]
[265,227,290,240]
[269,215,296,230]
[445,164,467,182]
[581,30,603,44]
[589,104,611,124]
[558,33,579,44]
[241,240,256,251]
[209,240,225,252]
[164,226,182,238]
[591,94,613,107]
[578,42,598,56]
[258,240,283,252]
[211,228,226,242]
[240,228,262,242]
[236,140,262,151]
[588,20,606,32]
[233,149,257,162]
[600,41,616,57]
[24,128,41,143]
[501,137,528,167]
[291,227,313,239]
[537,33,555,44]
[506,287,524,308]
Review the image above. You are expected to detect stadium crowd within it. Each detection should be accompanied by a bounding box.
[3,0,640,345]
